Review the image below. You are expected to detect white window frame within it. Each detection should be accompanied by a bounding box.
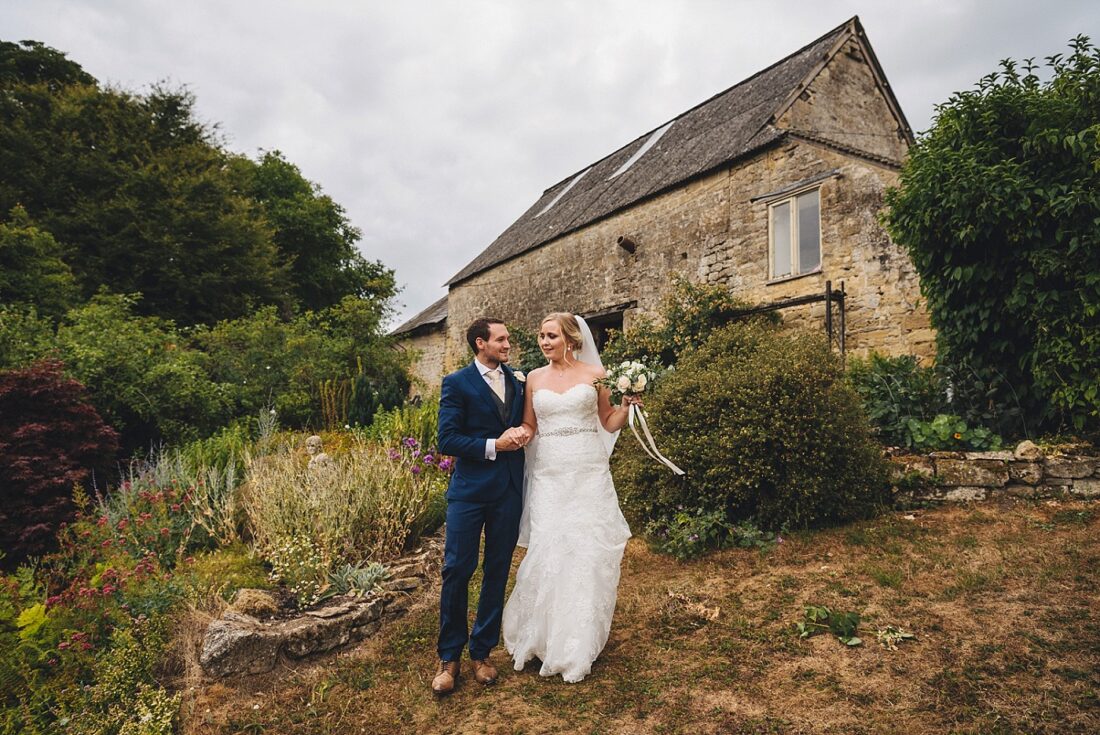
[767,186,822,282]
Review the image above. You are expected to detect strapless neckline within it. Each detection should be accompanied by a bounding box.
[534,383,596,398]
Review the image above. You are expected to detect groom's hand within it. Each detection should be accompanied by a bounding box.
[495,426,529,452]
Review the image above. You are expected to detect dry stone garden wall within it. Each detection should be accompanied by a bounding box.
[892,441,1100,503]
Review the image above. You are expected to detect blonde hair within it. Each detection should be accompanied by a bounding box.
[541,312,583,353]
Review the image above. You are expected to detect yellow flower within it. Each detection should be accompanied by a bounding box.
[953,432,962,440]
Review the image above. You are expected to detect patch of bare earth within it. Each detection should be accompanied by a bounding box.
[183,500,1100,734]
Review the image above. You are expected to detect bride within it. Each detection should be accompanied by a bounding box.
[502,312,635,683]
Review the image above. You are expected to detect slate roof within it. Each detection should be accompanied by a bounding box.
[446,17,862,286]
[390,294,448,337]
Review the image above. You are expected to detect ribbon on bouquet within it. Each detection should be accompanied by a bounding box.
[628,404,685,475]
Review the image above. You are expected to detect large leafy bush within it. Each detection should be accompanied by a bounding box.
[884,37,1100,436]
[614,321,889,536]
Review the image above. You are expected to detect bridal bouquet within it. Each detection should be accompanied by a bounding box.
[596,361,684,475]
[595,360,656,402]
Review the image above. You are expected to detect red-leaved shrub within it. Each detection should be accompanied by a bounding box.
[0,360,118,565]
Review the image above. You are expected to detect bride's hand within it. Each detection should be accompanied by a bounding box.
[619,393,642,410]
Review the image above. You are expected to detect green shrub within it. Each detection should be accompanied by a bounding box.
[54,293,232,449]
[883,38,1100,436]
[364,396,439,450]
[242,436,449,568]
[179,544,271,606]
[846,353,948,447]
[508,325,545,374]
[602,275,763,366]
[906,413,1003,452]
[614,321,889,534]
[0,304,54,370]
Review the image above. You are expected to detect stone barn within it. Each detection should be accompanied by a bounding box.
[394,16,933,390]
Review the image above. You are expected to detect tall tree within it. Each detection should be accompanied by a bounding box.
[234,151,397,312]
[884,36,1100,435]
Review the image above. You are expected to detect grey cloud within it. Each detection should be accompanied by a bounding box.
[1,0,1094,323]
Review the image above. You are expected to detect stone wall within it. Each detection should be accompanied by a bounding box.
[776,36,908,163]
[400,327,447,396]
[445,139,932,370]
[702,141,933,360]
[892,442,1100,503]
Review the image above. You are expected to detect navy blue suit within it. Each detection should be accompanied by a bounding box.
[436,361,525,661]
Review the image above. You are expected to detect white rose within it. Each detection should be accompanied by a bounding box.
[620,361,630,369]
[616,375,632,392]
[634,373,648,391]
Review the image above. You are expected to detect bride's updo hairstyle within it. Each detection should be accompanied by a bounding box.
[541,312,584,354]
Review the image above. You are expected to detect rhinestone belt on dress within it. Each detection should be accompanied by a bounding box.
[539,426,598,438]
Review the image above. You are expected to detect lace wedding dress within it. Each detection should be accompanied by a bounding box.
[502,383,631,683]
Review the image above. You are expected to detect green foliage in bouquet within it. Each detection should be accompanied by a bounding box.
[614,320,889,535]
[602,275,768,366]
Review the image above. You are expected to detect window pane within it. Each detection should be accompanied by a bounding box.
[797,190,820,273]
[771,201,791,278]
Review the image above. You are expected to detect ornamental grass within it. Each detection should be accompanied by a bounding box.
[241,437,447,567]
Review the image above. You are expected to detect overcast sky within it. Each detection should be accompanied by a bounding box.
[2,1,1095,326]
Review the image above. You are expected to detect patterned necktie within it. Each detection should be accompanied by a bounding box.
[488,369,505,402]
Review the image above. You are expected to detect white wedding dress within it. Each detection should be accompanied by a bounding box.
[502,383,631,683]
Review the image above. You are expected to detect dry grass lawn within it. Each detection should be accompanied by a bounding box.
[182,498,1099,734]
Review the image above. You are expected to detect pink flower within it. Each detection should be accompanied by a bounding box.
[57,642,71,650]
[170,504,181,512]
[117,519,128,530]
[159,527,170,536]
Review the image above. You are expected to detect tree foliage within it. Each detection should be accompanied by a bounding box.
[0,206,77,319]
[0,39,395,327]
[884,36,1100,435]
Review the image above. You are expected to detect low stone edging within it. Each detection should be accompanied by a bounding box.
[199,534,442,679]
[892,440,1099,503]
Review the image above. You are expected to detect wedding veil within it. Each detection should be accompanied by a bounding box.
[574,315,620,457]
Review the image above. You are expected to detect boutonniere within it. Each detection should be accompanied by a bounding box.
[513,370,526,383]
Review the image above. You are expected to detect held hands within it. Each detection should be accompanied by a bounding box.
[495,425,532,452]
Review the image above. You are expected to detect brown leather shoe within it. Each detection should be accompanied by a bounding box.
[431,660,460,697]
[472,657,498,685]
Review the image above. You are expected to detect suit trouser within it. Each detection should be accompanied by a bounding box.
[437,490,522,661]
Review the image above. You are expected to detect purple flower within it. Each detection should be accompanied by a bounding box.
[410,465,422,475]
[439,458,453,471]
[387,448,401,461]
[412,449,421,459]
[403,437,419,448]
[422,454,435,464]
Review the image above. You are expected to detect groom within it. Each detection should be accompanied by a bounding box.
[432,317,528,696]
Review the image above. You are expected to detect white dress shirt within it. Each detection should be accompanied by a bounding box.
[474,359,505,461]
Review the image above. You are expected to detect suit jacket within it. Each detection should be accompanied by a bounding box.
[437,362,525,503]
